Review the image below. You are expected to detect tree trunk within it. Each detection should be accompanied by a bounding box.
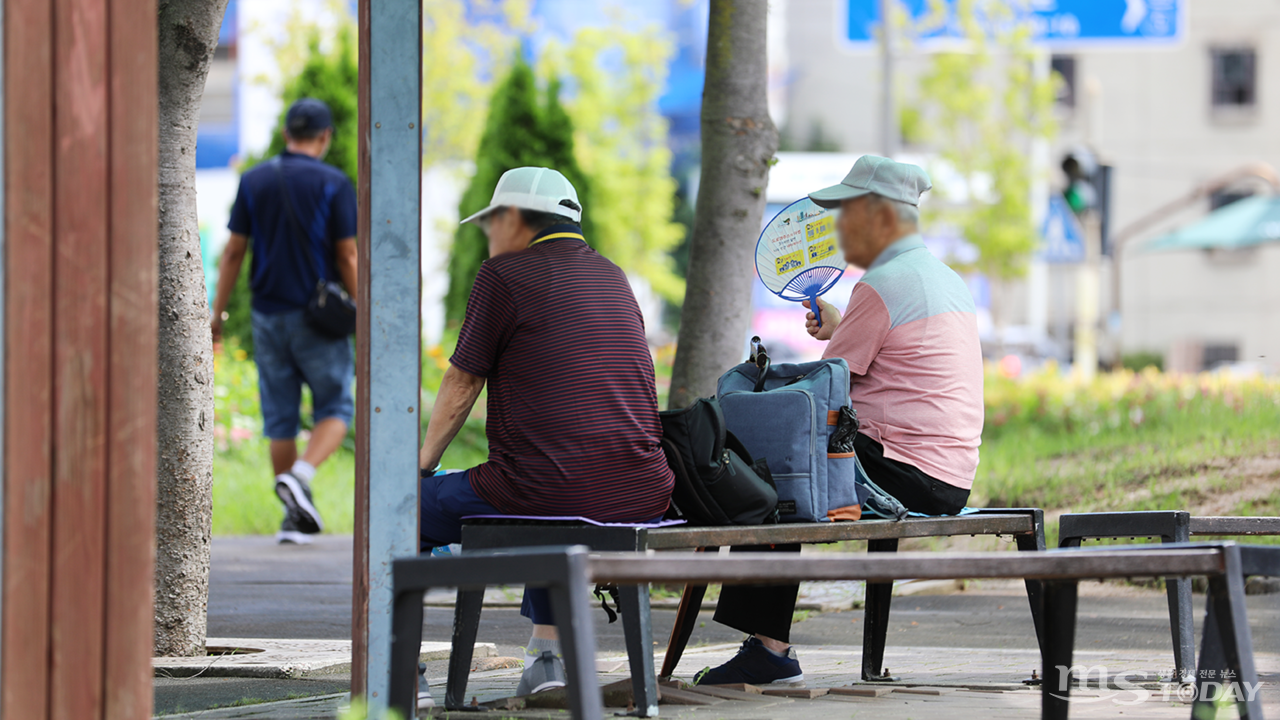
[668,0,778,410]
[155,0,230,657]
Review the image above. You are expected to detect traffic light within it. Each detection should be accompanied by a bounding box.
[1061,147,1098,215]
[1060,148,1114,255]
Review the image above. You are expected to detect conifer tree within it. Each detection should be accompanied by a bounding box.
[445,59,594,323]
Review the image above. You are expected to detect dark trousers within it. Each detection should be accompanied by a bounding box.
[420,470,554,624]
[712,434,970,643]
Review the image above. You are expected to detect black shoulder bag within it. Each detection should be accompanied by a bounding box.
[272,158,357,338]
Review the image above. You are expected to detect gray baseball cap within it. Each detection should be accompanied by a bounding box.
[808,155,932,209]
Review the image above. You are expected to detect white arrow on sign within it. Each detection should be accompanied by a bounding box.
[1121,0,1148,33]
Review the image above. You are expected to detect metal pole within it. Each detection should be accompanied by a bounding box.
[355,0,422,710]
[1074,214,1100,380]
[879,0,896,158]
[1074,76,1101,379]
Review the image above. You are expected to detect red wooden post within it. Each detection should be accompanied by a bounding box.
[49,0,111,715]
[2,0,56,717]
[103,0,159,716]
[3,0,158,717]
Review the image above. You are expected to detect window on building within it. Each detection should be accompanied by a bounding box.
[1203,344,1239,370]
[1051,55,1076,109]
[1211,48,1256,108]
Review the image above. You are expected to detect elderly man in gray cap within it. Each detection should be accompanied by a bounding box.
[693,155,984,687]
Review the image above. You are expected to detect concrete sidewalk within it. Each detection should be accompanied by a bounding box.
[160,640,1280,718]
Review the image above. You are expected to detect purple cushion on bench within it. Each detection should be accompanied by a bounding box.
[461,514,685,529]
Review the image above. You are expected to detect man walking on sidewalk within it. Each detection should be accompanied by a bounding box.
[211,98,358,544]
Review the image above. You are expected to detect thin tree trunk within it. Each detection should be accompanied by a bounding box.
[155,0,230,657]
[668,0,778,409]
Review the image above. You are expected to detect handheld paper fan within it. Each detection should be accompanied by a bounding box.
[755,198,846,327]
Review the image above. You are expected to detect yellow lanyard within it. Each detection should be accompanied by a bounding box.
[529,232,584,247]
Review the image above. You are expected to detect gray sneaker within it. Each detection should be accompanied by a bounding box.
[516,651,566,696]
[276,515,313,545]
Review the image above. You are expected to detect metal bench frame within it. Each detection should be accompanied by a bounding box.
[1059,511,1280,682]
[390,542,1273,720]
[389,540,1269,717]
[437,510,1046,715]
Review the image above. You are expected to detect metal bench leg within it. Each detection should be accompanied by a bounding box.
[445,588,484,710]
[861,538,898,681]
[660,547,716,680]
[389,586,427,720]
[617,583,659,717]
[1041,580,1078,720]
[548,552,605,720]
[1160,514,1195,684]
[1016,511,1048,661]
[1194,550,1261,720]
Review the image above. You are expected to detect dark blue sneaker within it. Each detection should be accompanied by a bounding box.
[693,637,804,686]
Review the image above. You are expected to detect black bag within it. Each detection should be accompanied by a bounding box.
[659,397,779,526]
[272,158,357,338]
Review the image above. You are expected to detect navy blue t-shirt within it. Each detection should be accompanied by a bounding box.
[228,151,358,314]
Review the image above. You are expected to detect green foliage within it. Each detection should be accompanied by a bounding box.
[338,699,406,720]
[1122,351,1165,372]
[540,25,688,302]
[903,0,1056,283]
[445,59,596,322]
[422,0,533,166]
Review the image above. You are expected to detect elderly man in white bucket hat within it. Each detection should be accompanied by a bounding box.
[695,155,985,687]
[415,167,675,705]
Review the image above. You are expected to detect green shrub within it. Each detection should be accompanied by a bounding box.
[1121,351,1164,372]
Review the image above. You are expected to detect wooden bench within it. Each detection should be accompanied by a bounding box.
[1059,510,1280,682]
[436,510,1046,715]
[389,542,1275,720]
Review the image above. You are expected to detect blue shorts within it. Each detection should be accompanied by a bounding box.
[251,309,355,440]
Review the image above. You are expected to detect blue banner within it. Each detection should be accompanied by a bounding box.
[845,0,1183,49]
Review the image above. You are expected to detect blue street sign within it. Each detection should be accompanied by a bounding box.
[1041,195,1086,264]
[844,0,1184,49]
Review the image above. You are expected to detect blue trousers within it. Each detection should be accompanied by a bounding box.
[419,471,552,624]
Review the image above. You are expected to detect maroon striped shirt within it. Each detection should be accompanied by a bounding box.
[450,224,674,522]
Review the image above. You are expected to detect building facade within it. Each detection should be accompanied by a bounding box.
[782,0,1280,370]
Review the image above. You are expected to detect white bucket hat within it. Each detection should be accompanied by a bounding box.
[460,166,583,225]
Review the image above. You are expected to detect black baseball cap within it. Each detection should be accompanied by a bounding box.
[285,98,333,138]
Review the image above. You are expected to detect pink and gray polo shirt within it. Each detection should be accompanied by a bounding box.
[822,235,984,489]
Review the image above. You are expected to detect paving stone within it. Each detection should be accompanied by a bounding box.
[828,685,892,697]
[762,686,830,698]
[687,684,770,700]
